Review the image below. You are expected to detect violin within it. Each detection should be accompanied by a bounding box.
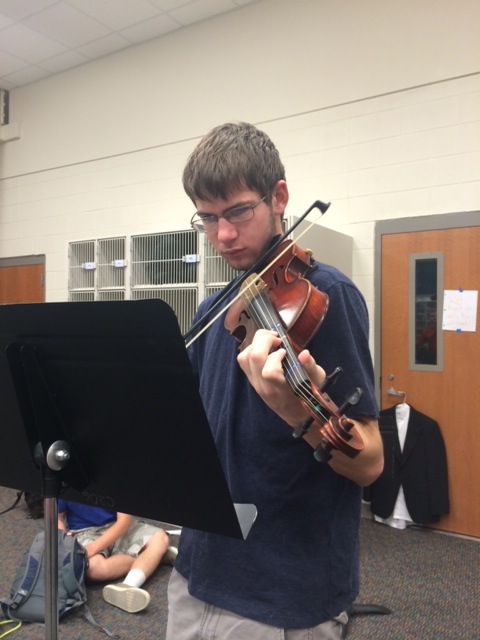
[224,239,365,463]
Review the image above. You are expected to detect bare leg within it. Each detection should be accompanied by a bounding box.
[87,529,169,582]
[102,529,172,613]
[87,553,134,582]
[129,529,169,580]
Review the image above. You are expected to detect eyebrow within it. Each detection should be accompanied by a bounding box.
[195,201,252,217]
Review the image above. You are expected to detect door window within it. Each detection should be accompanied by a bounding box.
[409,253,443,371]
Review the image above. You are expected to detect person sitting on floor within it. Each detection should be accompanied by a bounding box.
[58,499,177,613]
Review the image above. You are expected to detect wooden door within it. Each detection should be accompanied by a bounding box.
[0,262,45,304]
[381,226,480,538]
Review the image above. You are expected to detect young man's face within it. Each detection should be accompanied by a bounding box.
[193,182,288,271]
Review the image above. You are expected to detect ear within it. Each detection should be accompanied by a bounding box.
[271,180,289,216]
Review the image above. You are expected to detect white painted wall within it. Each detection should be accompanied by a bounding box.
[1,0,479,334]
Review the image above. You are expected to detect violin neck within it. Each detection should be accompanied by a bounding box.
[245,286,331,423]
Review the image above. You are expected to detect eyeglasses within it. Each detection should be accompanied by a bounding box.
[190,196,266,233]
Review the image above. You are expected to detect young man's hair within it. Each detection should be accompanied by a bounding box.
[183,122,286,204]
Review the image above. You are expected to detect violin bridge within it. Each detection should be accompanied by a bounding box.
[240,273,267,303]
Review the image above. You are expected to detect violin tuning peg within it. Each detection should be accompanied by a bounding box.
[337,387,363,415]
[293,417,313,439]
[319,367,343,393]
[313,445,332,463]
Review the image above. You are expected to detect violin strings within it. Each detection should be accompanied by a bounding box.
[242,278,330,424]
[251,297,329,421]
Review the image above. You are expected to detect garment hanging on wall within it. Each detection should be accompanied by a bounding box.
[364,404,449,527]
[375,402,414,529]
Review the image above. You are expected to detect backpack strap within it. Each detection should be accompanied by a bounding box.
[4,533,45,611]
[60,537,118,638]
[82,605,119,639]
[60,544,85,598]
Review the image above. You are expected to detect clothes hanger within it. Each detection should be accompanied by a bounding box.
[387,387,407,405]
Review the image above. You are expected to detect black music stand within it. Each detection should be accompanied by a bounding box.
[0,300,255,640]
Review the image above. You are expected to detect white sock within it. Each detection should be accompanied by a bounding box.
[123,568,146,588]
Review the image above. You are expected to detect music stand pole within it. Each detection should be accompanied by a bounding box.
[35,440,71,640]
[44,494,59,640]
[2,340,86,640]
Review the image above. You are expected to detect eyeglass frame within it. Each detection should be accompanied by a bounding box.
[190,196,267,233]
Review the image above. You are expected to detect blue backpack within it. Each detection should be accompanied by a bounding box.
[1,530,87,623]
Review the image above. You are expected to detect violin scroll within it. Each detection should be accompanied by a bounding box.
[312,386,364,463]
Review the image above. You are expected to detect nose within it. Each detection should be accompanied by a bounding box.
[216,216,238,241]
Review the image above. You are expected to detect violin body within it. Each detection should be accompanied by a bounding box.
[225,240,329,351]
[224,239,365,462]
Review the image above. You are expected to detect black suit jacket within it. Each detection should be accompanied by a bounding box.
[365,405,449,524]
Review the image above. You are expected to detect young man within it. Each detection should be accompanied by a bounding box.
[58,500,177,613]
[167,122,384,640]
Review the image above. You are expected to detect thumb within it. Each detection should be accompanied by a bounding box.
[297,349,326,390]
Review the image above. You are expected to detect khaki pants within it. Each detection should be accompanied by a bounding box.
[73,519,161,557]
[166,569,347,640]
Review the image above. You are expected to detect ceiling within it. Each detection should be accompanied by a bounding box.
[0,0,258,90]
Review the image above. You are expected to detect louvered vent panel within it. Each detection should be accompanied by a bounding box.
[98,237,126,290]
[131,287,197,335]
[69,240,95,293]
[98,290,125,301]
[131,230,200,333]
[131,230,198,286]
[69,291,95,302]
[205,286,225,297]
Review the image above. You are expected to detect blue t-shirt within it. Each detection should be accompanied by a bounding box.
[58,499,116,531]
[175,260,379,628]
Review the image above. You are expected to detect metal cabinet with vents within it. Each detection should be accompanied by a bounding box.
[68,222,351,334]
[68,230,236,335]
[68,238,126,302]
[130,230,199,335]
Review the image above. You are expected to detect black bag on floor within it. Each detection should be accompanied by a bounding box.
[24,493,44,520]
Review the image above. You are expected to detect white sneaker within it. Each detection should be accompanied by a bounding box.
[102,583,151,613]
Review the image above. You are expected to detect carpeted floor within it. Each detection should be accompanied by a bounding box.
[347,515,479,639]
[0,486,478,640]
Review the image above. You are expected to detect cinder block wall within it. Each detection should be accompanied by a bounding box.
[1,0,479,318]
